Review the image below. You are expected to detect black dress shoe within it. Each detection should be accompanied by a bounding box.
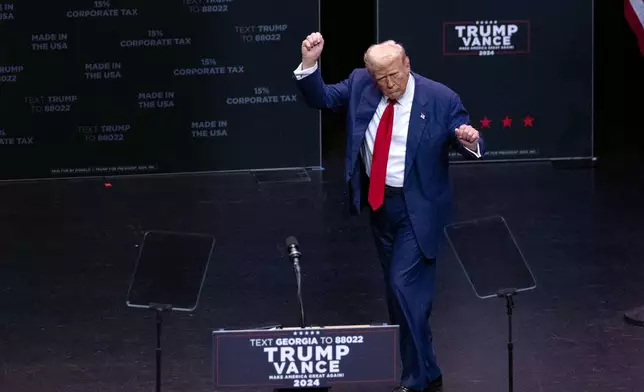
[423,375,443,392]
[392,387,422,392]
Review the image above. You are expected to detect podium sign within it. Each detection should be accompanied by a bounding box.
[212,325,399,389]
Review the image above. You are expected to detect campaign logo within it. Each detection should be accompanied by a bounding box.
[443,20,530,56]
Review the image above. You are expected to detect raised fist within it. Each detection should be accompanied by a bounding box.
[301,32,324,69]
[455,124,480,151]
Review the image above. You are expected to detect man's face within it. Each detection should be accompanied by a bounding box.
[370,55,411,100]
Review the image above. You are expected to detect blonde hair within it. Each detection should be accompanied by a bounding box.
[363,40,407,71]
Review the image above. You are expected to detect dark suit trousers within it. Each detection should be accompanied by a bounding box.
[369,185,441,389]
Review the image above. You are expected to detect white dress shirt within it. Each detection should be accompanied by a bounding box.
[359,76,414,187]
[293,62,480,187]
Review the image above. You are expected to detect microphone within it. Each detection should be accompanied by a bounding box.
[285,236,302,265]
[285,236,305,328]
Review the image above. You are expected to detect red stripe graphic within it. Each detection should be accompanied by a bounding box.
[625,0,644,55]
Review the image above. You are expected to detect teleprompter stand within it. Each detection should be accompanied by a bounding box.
[150,303,171,392]
[126,230,215,392]
[497,288,517,392]
[445,216,537,392]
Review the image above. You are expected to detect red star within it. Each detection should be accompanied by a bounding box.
[502,116,512,128]
[480,116,492,128]
[523,115,535,127]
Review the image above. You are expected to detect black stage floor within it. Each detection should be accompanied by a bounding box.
[1,157,643,392]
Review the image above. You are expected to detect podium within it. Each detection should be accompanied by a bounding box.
[209,236,400,390]
[126,230,215,392]
[212,324,400,390]
[444,216,537,392]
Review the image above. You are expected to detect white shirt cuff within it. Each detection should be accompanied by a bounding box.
[464,142,481,158]
[293,62,318,80]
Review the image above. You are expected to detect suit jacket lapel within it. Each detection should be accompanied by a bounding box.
[404,74,429,182]
[351,82,382,158]
[355,82,381,135]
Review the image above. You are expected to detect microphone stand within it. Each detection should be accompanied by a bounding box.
[292,256,306,329]
[290,247,306,328]
[277,239,329,392]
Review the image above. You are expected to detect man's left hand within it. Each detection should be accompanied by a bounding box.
[455,125,480,151]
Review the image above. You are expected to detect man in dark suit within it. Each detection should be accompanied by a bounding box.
[293,32,485,392]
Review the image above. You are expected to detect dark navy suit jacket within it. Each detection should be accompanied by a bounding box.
[295,67,486,258]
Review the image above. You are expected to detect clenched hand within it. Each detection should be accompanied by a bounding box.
[455,125,480,151]
[301,32,324,69]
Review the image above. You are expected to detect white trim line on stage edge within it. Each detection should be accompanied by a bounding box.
[376,0,380,42]
[0,166,325,184]
[450,156,597,165]
[591,0,596,159]
[317,0,322,169]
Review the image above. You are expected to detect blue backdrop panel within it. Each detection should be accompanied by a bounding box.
[377,0,593,161]
[0,0,320,180]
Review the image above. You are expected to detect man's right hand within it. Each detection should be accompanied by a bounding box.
[301,32,324,69]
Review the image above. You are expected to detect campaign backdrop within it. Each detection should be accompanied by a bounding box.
[0,0,320,180]
[377,0,594,161]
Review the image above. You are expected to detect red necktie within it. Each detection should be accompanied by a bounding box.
[368,99,396,211]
